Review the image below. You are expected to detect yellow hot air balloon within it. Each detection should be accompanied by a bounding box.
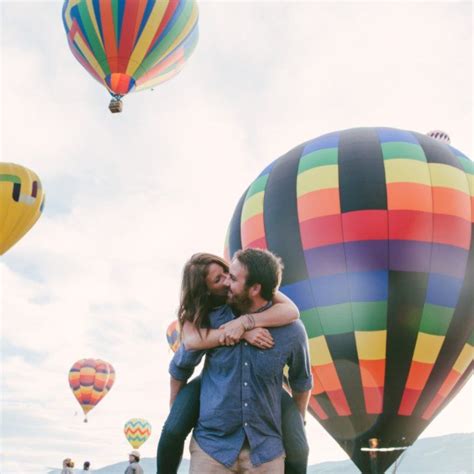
[0,163,45,255]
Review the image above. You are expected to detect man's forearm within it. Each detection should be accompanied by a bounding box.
[170,376,187,407]
[292,389,311,420]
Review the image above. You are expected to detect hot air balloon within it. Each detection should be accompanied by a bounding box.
[124,418,152,449]
[0,163,45,255]
[62,0,199,112]
[166,319,180,352]
[224,127,473,473]
[68,358,115,422]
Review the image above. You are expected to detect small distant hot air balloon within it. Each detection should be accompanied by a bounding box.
[225,127,473,473]
[68,359,115,422]
[124,418,152,449]
[166,319,181,352]
[0,163,45,255]
[61,0,199,112]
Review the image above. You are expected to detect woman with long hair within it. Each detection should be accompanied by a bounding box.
[157,253,309,474]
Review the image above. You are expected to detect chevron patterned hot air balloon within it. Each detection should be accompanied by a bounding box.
[0,163,45,255]
[124,418,152,449]
[62,0,199,112]
[224,127,473,473]
[68,359,116,422]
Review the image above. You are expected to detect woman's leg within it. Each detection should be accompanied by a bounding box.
[156,376,201,474]
[281,389,309,474]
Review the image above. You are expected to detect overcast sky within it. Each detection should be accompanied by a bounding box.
[1,1,472,473]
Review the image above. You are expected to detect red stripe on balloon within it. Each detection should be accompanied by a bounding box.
[118,0,141,72]
[299,214,343,250]
[342,210,388,241]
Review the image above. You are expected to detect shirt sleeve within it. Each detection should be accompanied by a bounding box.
[287,323,313,393]
[169,343,205,381]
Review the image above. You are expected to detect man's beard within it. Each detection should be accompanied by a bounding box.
[210,292,227,307]
[228,288,252,314]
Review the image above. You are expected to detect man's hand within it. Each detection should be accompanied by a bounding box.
[218,318,246,346]
[243,328,274,349]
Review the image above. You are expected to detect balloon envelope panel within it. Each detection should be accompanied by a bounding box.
[0,163,45,255]
[225,127,473,472]
[62,0,199,96]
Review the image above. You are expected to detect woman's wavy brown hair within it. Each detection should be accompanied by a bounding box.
[178,253,229,331]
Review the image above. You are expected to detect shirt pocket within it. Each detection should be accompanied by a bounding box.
[254,348,284,381]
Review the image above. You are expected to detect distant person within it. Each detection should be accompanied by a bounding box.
[82,460,91,472]
[125,450,144,474]
[61,458,74,474]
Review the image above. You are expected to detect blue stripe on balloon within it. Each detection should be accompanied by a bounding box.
[283,271,389,308]
[426,273,464,307]
[302,131,340,155]
[281,280,315,312]
[117,0,126,45]
[92,0,104,44]
[376,127,419,144]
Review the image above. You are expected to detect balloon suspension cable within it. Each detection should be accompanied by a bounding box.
[84,416,88,423]
[109,94,124,114]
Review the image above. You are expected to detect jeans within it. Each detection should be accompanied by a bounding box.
[157,377,308,474]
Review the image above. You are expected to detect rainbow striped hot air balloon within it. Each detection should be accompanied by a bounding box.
[0,163,45,255]
[166,319,180,352]
[124,418,152,449]
[62,0,199,112]
[68,359,116,422]
[225,127,473,473]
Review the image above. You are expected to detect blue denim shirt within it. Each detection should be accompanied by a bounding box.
[169,305,313,467]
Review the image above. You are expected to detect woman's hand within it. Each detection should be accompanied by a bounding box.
[218,318,246,346]
[243,328,274,349]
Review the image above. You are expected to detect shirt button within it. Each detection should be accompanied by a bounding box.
[244,403,248,407]
[244,382,248,386]
[244,362,248,366]
[244,422,248,426]
[244,342,248,346]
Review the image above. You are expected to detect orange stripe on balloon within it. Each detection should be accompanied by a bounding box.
[297,188,340,221]
[359,359,385,388]
[99,0,118,71]
[241,214,265,248]
[404,360,434,391]
[387,182,433,212]
[432,187,471,220]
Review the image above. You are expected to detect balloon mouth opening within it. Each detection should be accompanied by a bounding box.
[106,73,136,96]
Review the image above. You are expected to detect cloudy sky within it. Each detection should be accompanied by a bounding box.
[1,1,472,472]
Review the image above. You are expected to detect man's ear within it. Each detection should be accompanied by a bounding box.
[249,283,261,298]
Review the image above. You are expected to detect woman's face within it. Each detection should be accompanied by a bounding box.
[205,263,229,297]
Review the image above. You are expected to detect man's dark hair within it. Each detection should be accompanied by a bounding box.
[234,248,283,300]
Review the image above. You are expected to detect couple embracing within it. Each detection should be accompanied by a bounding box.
[158,248,313,473]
